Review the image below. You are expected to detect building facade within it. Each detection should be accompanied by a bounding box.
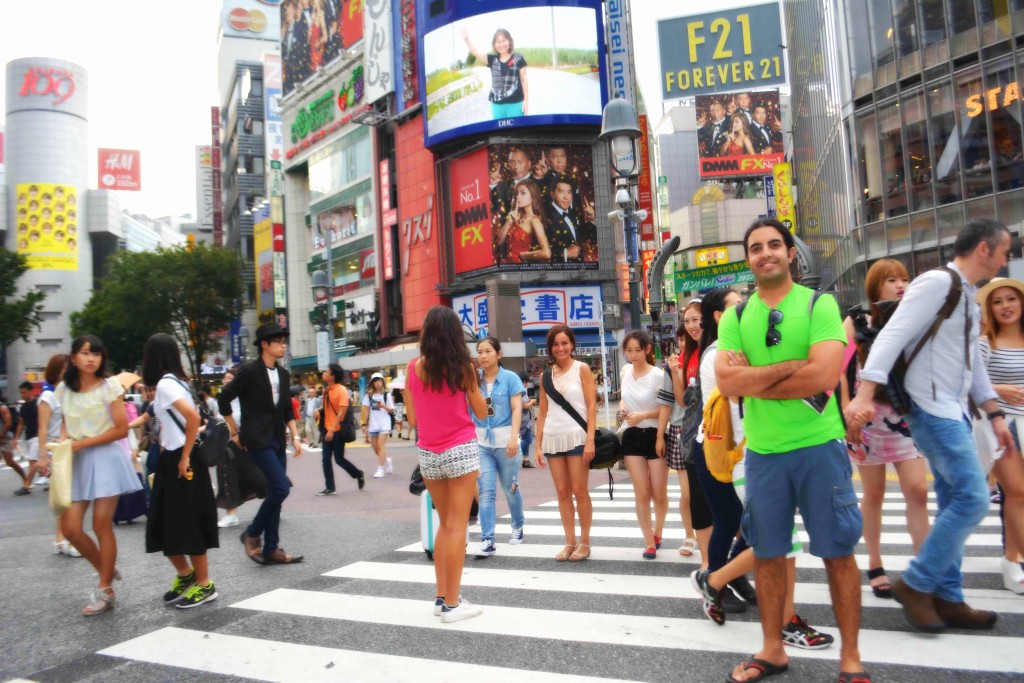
[786,0,1024,304]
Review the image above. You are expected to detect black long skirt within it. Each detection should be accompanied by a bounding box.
[145,447,219,556]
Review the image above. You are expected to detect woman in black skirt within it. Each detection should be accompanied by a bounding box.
[142,333,219,609]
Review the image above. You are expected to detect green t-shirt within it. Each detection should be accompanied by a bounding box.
[717,284,847,453]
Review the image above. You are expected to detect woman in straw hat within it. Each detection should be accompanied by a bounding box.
[977,276,1024,594]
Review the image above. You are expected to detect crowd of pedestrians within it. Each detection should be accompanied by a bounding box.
[5,217,1024,682]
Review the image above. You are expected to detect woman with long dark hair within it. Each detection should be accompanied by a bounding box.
[143,333,219,608]
[619,330,667,559]
[404,306,488,622]
[472,337,526,556]
[56,335,140,615]
[495,180,551,263]
[536,324,597,561]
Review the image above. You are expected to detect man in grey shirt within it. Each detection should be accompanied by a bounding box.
[845,218,1015,633]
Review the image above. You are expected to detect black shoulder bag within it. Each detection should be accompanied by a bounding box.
[164,378,230,468]
[542,368,622,499]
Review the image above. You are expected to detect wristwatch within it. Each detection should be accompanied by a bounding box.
[987,409,1006,421]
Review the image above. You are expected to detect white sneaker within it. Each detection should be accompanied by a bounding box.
[54,540,68,555]
[1003,558,1024,594]
[373,467,386,478]
[475,539,496,557]
[440,597,482,623]
[218,514,240,528]
[385,457,393,474]
[67,544,82,557]
[36,476,50,485]
[509,527,524,545]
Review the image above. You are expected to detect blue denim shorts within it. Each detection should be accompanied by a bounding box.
[741,439,862,559]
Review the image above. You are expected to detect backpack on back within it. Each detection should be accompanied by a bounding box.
[701,387,745,483]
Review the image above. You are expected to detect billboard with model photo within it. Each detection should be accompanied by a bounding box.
[419,0,606,148]
[450,142,598,277]
[281,0,364,96]
[695,89,784,178]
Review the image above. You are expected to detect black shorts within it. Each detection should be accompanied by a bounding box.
[621,427,660,460]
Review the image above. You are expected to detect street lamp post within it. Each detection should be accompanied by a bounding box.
[600,98,648,331]
[311,268,334,372]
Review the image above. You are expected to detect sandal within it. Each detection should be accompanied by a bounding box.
[679,537,698,557]
[725,657,788,683]
[653,534,662,550]
[555,544,576,562]
[866,567,893,599]
[568,544,591,562]
[838,673,872,683]
[83,587,114,616]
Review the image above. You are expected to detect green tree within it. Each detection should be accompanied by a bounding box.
[72,244,243,379]
[0,249,47,362]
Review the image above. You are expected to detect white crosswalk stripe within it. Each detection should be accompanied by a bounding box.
[95,478,1024,680]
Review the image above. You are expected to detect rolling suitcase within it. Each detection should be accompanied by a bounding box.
[114,473,148,524]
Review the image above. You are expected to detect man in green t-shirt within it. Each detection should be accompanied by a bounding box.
[715,219,867,683]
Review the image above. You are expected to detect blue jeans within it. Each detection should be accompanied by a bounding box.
[246,439,290,555]
[903,407,990,602]
[520,428,533,460]
[477,443,525,542]
[693,440,747,572]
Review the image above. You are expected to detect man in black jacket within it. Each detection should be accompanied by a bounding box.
[219,323,304,565]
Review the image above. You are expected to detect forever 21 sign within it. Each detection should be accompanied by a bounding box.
[18,66,76,105]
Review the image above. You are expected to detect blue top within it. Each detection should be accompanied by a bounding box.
[472,367,526,444]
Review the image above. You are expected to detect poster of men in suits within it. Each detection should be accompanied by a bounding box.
[281,0,364,96]
[695,89,784,178]
[486,143,599,271]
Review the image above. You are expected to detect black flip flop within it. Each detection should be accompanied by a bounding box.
[866,567,893,599]
[725,658,789,683]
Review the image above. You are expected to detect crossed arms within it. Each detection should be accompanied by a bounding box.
[714,340,844,400]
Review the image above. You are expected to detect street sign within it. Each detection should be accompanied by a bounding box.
[764,175,776,217]
[316,330,331,371]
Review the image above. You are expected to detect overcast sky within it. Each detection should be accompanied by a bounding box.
[0,0,766,219]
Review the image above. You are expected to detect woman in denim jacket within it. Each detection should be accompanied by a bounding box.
[472,337,526,557]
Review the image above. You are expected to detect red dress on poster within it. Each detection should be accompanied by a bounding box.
[505,222,535,264]
[310,23,323,69]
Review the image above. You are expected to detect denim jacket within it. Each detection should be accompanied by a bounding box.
[472,367,526,444]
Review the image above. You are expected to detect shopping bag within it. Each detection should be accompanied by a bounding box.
[47,440,73,515]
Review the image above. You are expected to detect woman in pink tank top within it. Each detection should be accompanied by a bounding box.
[404,306,488,623]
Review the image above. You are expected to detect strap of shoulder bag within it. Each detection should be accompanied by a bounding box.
[904,266,963,369]
[542,369,588,432]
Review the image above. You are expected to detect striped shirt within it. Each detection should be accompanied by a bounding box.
[979,337,1024,416]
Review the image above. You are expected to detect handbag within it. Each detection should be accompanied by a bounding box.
[47,440,73,515]
[973,412,1014,474]
[542,369,622,499]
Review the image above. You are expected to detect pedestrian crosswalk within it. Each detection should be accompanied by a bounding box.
[90,481,1024,680]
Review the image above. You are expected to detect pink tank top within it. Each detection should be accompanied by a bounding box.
[407,359,477,452]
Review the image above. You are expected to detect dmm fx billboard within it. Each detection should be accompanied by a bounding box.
[658,3,785,98]
[695,89,783,178]
[450,142,598,276]
[418,0,607,148]
[454,284,602,336]
[675,260,753,292]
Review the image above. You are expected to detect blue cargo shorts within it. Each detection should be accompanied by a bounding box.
[741,439,862,559]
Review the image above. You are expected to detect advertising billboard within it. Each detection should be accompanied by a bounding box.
[281,0,363,97]
[658,3,785,98]
[774,161,795,232]
[675,260,753,292]
[222,0,281,40]
[254,205,275,321]
[195,146,214,230]
[454,284,603,336]
[364,0,395,103]
[14,183,78,270]
[451,142,598,277]
[695,89,784,179]
[419,0,607,148]
[97,148,141,191]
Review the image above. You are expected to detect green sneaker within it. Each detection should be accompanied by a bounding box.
[175,581,218,609]
[163,570,195,604]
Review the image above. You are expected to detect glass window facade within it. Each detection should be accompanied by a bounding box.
[308,127,372,205]
[787,0,1023,308]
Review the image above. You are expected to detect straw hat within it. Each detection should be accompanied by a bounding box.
[976,277,1024,306]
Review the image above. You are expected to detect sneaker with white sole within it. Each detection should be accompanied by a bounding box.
[509,527,524,544]
[782,614,834,649]
[434,597,446,616]
[373,467,386,478]
[36,476,50,486]
[385,457,393,474]
[163,570,196,604]
[476,539,497,557]
[217,514,240,528]
[175,581,218,609]
[441,597,482,623]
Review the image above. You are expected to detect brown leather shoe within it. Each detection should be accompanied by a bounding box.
[264,548,304,564]
[240,531,265,565]
[933,596,998,630]
[891,578,945,633]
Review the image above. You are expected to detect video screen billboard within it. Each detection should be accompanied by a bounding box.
[695,89,784,178]
[281,0,363,96]
[15,183,78,270]
[450,142,598,277]
[419,0,606,148]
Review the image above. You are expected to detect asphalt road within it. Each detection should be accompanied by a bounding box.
[1,438,1023,682]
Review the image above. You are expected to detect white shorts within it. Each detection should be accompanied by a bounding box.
[419,440,480,480]
[25,437,40,461]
